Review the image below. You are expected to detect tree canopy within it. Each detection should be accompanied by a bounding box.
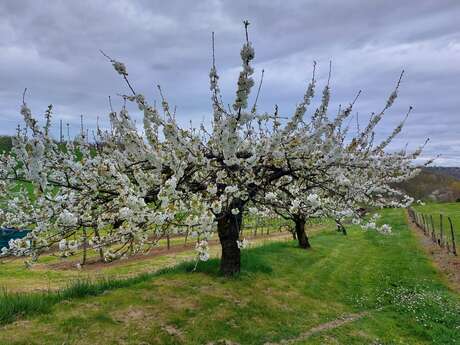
[0,22,426,275]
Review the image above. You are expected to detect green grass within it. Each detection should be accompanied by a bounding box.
[0,208,458,344]
[414,202,460,240]
[0,267,182,326]
[0,250,272,327]
[0,228,291,292]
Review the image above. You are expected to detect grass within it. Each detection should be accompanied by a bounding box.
[0,249,272,327]
[0,212,293,275]
[0,267,181,326]
[0,208,458,344]
[414,202,460,240]
[0,229,292,292]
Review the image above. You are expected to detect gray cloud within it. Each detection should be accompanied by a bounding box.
[0,0,459,165]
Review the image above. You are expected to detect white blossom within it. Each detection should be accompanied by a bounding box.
[237,238,249,249]
[58,210,78,227]
[58,239,67,251]
[195,240,210,261]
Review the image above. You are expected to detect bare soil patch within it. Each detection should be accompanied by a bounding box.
[46,231,292,271]
[263,311,368,345]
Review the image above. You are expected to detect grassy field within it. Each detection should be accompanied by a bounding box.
[0,208,458,344]
[414,202,460,239]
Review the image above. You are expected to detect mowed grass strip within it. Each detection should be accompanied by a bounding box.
[0,208,459,345]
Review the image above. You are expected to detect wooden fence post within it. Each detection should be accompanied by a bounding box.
[439,214,444,247]
[82,227,87,266]
[423,214,430,236]
[430,215,436,243]
[425,214,430,236]
[448,217,457,256]
[184,230,189,247]
[422,214,427,235]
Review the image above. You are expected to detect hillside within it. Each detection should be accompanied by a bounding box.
[397,167,460,202]
[425,166,460,180]
[0,135,12,153]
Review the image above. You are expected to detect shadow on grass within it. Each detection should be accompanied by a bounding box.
[184,244,275,277]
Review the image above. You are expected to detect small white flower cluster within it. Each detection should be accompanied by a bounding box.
[57,238,79,257]
[58,239,79,251]
[376,285,460,327]
[233,42,255,111]
[112,60,128,76]
[104,250,120,262]
[195,240,210,261]
[360,214,392,234]
[379,224,392,234]
[236,238,249,249]
[306,194,321,208]
[58,210,78,227]
[6,238,31,256]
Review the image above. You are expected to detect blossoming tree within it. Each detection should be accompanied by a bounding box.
[0,22,424,276]
[248,61,424,249]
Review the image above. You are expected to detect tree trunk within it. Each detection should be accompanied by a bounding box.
[295,216,310,249]
[93,227,104,261]
[81,227,87,265]
[217,210,242,276]
[336,220,347,235]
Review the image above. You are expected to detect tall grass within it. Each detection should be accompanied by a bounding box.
[0,266,179,325]
[0,288,57,324]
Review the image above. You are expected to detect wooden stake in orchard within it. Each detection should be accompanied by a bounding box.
[448,217,457,256]
[439,214,444,247]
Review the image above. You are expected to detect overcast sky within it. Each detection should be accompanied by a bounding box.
[1,0,459,165]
